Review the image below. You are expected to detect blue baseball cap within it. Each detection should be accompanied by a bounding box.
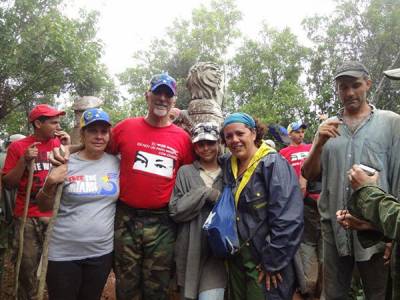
[287,121,307,133]
[149,73,177,96]
[80,108,111,128]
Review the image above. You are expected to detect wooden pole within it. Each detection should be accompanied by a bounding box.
[14,160,35,299]
[36,184,63,300]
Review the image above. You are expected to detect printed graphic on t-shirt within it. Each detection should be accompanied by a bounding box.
[133,150,174,178]
[290,151,309,162]
[34,151,52,171]
[67,172,118,196]
[290,151,309,167]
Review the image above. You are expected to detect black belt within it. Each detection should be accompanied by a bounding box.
[117,200,169,216]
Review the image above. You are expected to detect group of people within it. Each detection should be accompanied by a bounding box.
[0,61,400,300]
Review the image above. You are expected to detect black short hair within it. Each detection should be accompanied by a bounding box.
[31,116,51,129]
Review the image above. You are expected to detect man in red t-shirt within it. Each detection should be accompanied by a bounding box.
[279,121,322,299]
[108,73,194,300]
[2,104,69,299]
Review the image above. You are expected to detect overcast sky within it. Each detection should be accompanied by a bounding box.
[66,0,336,76]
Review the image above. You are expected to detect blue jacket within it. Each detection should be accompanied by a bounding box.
[223,152,304,273]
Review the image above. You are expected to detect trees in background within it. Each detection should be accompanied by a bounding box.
[303,0,400,116]
[228,25,311,126]
[119,0,400,142]
[0,0,114,134]
[118,0,242,116]
[2,0,400,141]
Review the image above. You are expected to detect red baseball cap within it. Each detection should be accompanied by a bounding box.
[29,104,66,122]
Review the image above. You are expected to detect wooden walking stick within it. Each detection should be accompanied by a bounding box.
[14,159,35,299]
[36,184,62,300]
[37,148,65,300]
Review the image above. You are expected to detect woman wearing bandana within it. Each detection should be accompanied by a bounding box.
[221,113,303,300]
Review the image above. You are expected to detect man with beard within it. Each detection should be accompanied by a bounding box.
[110,73,194,300]
[302,61,400,299]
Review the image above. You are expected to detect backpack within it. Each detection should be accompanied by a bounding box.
[202,185,240,258]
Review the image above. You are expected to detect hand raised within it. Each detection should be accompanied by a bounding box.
[315,119,342,147]
[54,130,71,146]
[24,142,41,162]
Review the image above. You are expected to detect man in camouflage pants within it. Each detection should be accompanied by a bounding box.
[109,73,193,300]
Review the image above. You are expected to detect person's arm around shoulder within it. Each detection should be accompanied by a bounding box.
[302,119,342,181]
[37,164,67,211]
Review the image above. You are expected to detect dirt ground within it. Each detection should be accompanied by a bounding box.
[0,251,116,300]
[0,251,311,300]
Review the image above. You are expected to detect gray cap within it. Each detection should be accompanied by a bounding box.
[264,139,276,149]
[384,68,400,80]
[5,134,26,148]
[9,134,25,142]
[334,61,369,80]
[191,122,219,143]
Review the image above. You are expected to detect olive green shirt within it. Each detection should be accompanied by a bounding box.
[349,185,400,300]
[318,106,400,260]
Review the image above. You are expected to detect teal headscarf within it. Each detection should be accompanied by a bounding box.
[223,112,256,128]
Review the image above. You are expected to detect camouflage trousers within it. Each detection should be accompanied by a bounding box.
[114,201,176,300]
[13,217,48,300]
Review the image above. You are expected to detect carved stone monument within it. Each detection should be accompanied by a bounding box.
[186,62,224,126]
[70,96,104,144]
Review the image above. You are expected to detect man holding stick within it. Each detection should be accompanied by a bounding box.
[2,104,69,299]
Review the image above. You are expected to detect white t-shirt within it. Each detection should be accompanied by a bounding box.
[48,152,120,261]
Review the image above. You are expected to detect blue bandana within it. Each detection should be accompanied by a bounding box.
[223,112,256,128]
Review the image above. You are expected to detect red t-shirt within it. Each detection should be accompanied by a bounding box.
[110,117,194,209]
[2,136,61,217]
[279,143,312,178]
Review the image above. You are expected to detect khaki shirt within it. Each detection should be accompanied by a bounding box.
[318,105,400,260]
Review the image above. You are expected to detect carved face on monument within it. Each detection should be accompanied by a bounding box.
[186,62,224,105]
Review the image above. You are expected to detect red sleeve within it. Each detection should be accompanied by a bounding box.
[2,142,23,175]
[108,122,123,155]
[176,129,194,166]
[182,137,195,165]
